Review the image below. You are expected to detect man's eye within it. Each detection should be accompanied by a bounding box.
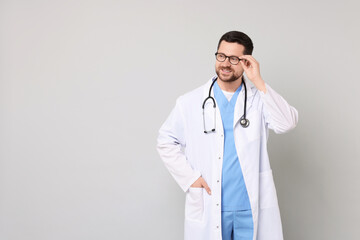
[230,57,238,62]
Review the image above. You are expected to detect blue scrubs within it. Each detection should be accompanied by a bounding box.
[213,81,253,240]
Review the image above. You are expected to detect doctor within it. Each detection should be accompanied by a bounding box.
[157,31,298,240]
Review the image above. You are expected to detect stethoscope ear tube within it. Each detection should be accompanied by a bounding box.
[202,96,216,109]
[202,79,217,133]
[202,97,216,133]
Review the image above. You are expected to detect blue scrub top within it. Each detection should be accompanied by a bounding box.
[213,81,252,211]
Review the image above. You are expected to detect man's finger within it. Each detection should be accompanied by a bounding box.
[240,55,258,68]
[240,60,250,70]
[201,179,212,195]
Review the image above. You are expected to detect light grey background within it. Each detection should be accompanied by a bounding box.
[1,0,359,239]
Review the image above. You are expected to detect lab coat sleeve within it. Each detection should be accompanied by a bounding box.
[157,98,202,192]
[259,83,298,134]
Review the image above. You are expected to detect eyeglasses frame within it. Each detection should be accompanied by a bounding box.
[214,52,244,65]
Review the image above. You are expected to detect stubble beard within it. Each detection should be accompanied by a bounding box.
[216,67,242,83]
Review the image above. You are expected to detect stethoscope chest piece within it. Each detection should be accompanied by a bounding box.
[240,117,250,128]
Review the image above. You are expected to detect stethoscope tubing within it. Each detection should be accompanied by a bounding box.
[202,76,249,133]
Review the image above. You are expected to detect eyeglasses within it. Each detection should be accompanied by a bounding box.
[215,52,243,65]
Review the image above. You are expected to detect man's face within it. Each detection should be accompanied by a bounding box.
[215,41,245,83]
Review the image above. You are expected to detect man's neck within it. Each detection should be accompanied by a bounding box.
[217,76,243,92]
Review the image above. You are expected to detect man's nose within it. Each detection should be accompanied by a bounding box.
[222,57,231,66]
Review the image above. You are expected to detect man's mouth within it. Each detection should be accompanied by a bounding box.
[221,68,232,74]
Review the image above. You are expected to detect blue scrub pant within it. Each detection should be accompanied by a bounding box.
[221,210,254,240]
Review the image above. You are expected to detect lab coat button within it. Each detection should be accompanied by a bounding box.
[217,180,219,183]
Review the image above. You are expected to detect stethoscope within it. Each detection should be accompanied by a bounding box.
[202,76,250,133]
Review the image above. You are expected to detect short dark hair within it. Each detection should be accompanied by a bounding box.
[217,31,254,55]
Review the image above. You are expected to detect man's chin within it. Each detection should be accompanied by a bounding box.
[218,76,237,82]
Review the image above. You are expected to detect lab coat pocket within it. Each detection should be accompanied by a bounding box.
[259,170,279,209]
[185,187,204,222]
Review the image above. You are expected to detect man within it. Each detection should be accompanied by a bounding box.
[157,31,298,240]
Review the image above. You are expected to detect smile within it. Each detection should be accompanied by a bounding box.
[221,69,232,73]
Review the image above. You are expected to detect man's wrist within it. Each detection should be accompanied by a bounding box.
[253,78,267,93]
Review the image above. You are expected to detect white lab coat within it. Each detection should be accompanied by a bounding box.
[157,76,298,240]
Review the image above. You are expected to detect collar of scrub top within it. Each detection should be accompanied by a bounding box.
[213,79,242,109]
[202,75,254,133]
